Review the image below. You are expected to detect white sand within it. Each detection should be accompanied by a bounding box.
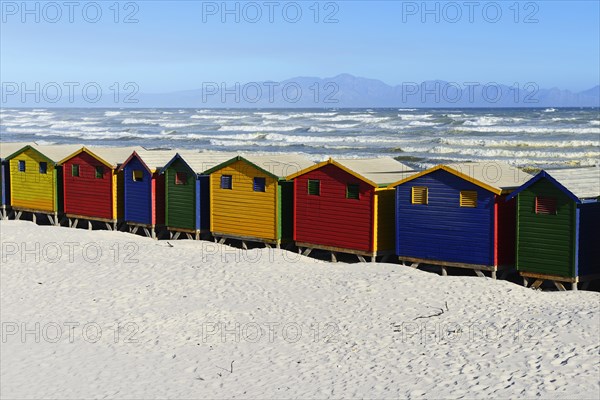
[1,220,599,399]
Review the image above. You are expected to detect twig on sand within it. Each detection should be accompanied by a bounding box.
[216,361,235,374]
[413,302,449,320]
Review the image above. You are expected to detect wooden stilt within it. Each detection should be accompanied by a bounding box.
[173,232,181,240]
[491,270,497,280]
[474,270,485,278]
[330,252,337,263]
[143,228,150,237]
[554,281,567,291]
[88,220,92,230]
[185,233,193,240]
[523,277,529,287]
[410,262,419,269]
[441,266,448,276]
[32,213,37,224]
[571,282,578,291]
[531,279,544,289]
[302,248,312,257]
[218,237,226,245]
[356,255,366,263]
[15,211,22,220]
[105,222,112,231]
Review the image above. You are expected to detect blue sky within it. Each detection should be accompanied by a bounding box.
[1,1,599,92]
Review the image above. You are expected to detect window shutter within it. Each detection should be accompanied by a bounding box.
[308,179,320,196]
[346,183,360,200]
[253,177,266,192]
[220,175,232,189]
[18,160,25,172]
[460,191,477,207]
[411,186,428,205]
[176,172,187,185]
[535,197,557,215]
[72,164,79,177]
[39,162,47,174]
[95,166,104,179]
[133,170,144,182]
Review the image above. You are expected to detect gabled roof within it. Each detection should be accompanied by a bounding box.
[388,162,533,195]
[119,149,182,173]
[6,144,84,164]
[506,166,600,203]
[286,157,417,187]
[0,142,37,160]
[161,151,240,175]
[204,154,315,180]
[57,146,143,169]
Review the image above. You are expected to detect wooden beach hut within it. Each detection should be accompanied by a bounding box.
[205,154,314,248]
[6,144,83,225]
[286,157,416,262]
[119,149,178,238]
[506,166,600,290]
[160,151,237,240]
[58,146,142,230]
[0,142,34,219]
[388,162,532,278]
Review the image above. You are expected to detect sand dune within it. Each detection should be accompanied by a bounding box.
[1,220,598,399]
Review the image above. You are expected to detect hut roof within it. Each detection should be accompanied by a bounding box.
[286,157,417,187]
[58,146,143,168]
[120,149,182,173]
[388,162,532,195]
[0,142,37,160]
[204,154,315,179]
[507,166,600,203]
[11,144,84,164]
[162,151,240,175]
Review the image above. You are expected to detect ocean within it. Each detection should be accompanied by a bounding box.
[1,107,598,168]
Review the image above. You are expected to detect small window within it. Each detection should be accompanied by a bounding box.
[39,162,47,174]
[460,191,477,207]
[308,179,320,196]
[220,174,232,189]
[253,177,266,192]
[175,172,187,185]
[72,164,79,177]
[95,166,104,179]
[535,197,557,215]
[411,186,428,205]
[132,170,144,182]
[18,160,26,172]
[346,183,360,200]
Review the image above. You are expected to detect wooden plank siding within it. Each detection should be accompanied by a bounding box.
[516,178,575,277]
[123,155,152,225]
[395,169,495,266]
[374,188,396,252]
[210,160,278,241]
[9,148,56,212]
[294,164,374,252]
[62,151,114,220]
[577,202,600,277]
[164,158,197,230]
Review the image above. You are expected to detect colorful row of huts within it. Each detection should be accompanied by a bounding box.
[1,142,598,290]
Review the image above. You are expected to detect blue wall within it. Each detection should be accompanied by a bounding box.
[577,201,600,277]
[123,156,152,225]
[197,175,210,231]
[1,161,8,206]
[395,169,495,266]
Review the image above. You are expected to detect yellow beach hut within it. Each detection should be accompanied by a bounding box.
[204,154,314,247]
[6,144,83,225]
[1,142,35,219]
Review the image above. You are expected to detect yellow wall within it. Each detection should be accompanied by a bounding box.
[9,149,55,212]
[210,160,278,241]
[373,188,396,252]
